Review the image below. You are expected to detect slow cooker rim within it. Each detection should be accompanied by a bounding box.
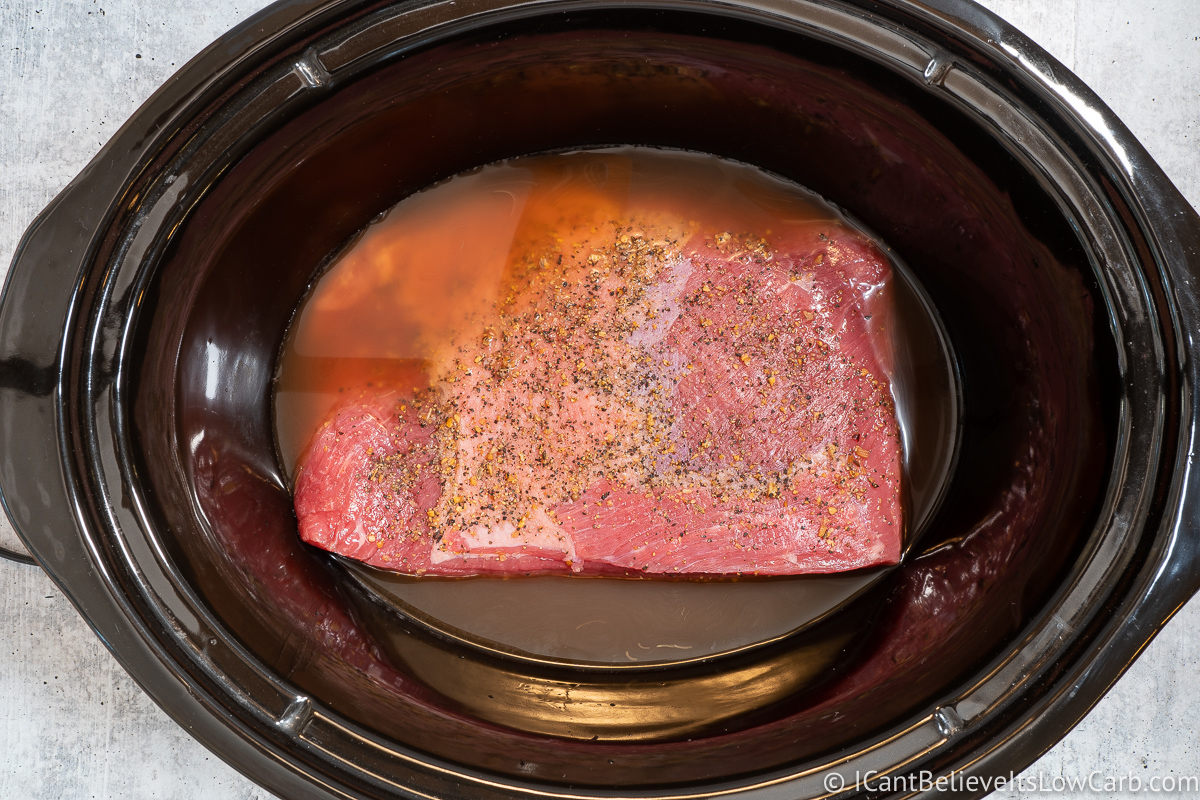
[2,0,1198,798]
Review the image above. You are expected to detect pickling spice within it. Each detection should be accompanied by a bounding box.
[278,147,903,576]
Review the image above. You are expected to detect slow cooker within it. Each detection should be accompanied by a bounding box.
[2,0,1199,797]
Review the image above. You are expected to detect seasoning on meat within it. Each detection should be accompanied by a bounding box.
[290,150,903,576]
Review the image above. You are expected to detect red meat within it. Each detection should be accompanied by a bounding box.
[294,219,903,575]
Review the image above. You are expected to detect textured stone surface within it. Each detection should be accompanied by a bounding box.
[0,0,1197,797]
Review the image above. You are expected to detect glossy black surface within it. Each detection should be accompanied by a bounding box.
[0,0,1197,798]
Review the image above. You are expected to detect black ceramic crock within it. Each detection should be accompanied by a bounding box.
[2,0,1198,797]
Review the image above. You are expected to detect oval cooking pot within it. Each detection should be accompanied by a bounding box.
[2,0,1199,798]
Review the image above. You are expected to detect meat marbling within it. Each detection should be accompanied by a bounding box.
[294,191,903,576]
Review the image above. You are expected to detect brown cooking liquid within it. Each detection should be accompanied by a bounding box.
[274,148,956,664]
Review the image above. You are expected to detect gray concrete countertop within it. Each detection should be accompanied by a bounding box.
[1,0,1197,797]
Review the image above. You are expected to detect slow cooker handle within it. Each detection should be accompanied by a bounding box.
[0,358,39,566]
[0,177,108,579]
[1100,146,1200,635]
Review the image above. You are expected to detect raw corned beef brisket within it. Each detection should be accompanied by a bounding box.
[293,212,904,576]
